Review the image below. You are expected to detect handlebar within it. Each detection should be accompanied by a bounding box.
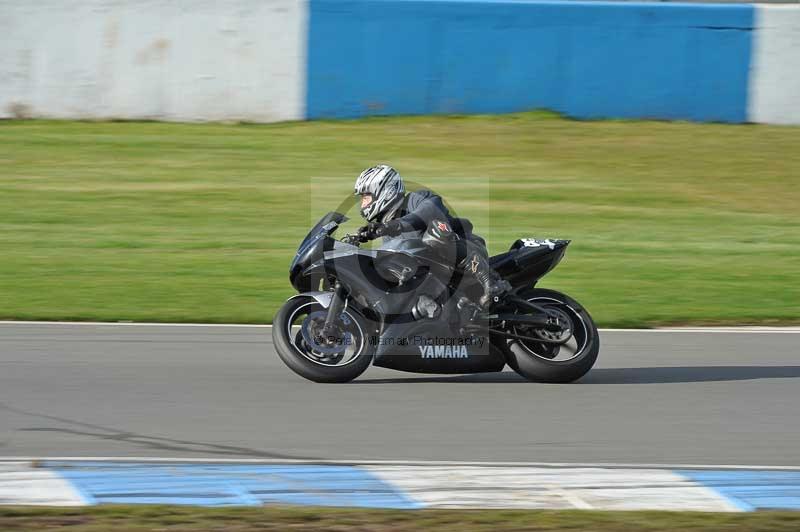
[342,225,381,246]
[341,233,364,246]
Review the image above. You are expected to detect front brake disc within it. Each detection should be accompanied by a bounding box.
[300,311,351,355]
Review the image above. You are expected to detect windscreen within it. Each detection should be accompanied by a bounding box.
[290,212,349,271]
[301,212,348,246]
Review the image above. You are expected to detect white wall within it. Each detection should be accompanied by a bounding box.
[0,0,307,122]
[749,5,800,125]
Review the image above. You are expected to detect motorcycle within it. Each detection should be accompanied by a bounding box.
[272,212,599,383]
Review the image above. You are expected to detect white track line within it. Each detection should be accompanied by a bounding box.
[2,457,799,470]
[1,321,799,333]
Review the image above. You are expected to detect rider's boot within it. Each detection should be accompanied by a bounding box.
[459,251,512,310]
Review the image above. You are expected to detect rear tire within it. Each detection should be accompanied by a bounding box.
[501,288,599,383]
[272,296,375,383]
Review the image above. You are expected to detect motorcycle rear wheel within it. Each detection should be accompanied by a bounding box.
[498,288,599,383]
[272,296,375,383]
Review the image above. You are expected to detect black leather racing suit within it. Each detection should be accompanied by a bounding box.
[379,190,509,307]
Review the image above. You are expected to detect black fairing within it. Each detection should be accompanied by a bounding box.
[490,238,570,288]
[289,212,349,291]
[323,238,448,322]
[326,238,506,374]
[373,310,505,374]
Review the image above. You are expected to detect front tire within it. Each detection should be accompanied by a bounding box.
[272,296,375,383]
[500,288,599,383]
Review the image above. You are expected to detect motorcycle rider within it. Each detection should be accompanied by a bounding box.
[354,164,511,309]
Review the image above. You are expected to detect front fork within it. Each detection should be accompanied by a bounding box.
[320,282,347,340]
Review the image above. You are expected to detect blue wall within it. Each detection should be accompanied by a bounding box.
[306,0,754,122]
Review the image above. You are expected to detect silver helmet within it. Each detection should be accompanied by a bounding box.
[354,165,405,221]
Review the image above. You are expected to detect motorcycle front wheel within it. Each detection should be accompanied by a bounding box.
[497,288,599,383]
[272,295,375,383]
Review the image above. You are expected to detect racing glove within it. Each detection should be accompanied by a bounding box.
[359,220,403,241]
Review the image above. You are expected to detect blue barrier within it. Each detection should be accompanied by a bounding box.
[307,0,754,122]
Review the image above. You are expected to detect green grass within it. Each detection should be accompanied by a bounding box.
[2,506,800,532]
[1,113,798,326]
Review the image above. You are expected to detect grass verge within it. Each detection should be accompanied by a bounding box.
[1,113,798,326]
[2,506,800,532]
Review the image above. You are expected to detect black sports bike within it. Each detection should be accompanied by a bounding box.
[273,212,599,383]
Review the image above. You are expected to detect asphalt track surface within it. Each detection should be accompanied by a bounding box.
[1,323,798,466]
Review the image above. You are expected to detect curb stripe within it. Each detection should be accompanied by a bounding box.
[365,466,741,511]
[679,470,800,512]
[0,462,86,506]
[44,462,419,509]
[3,460,800,510]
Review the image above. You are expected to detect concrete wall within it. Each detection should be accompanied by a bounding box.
[749,5,800,125]
[0,0,798,124]
[0,0,307,121]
